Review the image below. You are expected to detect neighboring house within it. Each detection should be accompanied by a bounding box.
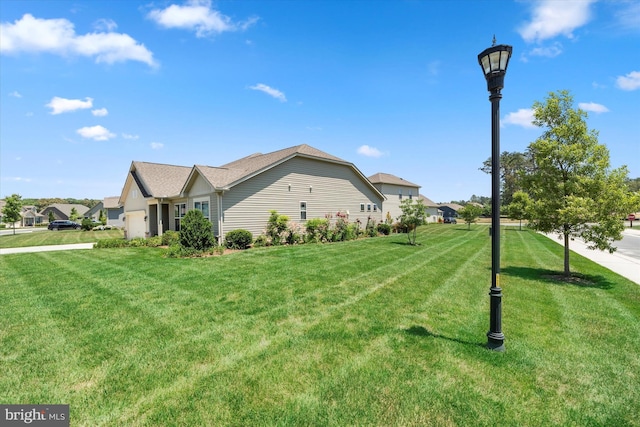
[368,172,420,223]
[418,195,443,223]
[104,196,125,227]
[439,203,464,219]
[119,144,386,240]
[40,204,90,221]
[20,205,44,226]
[0,202,44,227]
[85,201,104,222]
[84,198,124,227]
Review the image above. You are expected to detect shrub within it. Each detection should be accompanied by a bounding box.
[305,218,330,243]
[164,244,201,258]
[225,229,253,250]
[129,237,147,247]
[179,209,215,251]
[253,235,269,247]
[266,210,289,245]
[161,230,180,246]
[377,223,391,235]
[81,218,95,231]
[145,236,163,247]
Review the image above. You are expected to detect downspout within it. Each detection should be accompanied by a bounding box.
[216,190,225,244]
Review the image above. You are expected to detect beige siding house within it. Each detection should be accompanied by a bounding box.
[367,173,421,223]
[418,194,443,223]
[119,145,385,240]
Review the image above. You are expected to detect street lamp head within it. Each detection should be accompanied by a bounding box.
[478,41,512,92]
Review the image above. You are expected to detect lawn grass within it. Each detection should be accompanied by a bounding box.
[1,225,638,426]
[0,228,124,248]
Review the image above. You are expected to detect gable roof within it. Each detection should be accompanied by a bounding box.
[439,203,464,211]
[128,162,192,198]
[42,203,90,217]
[368,172,420,188]
[184,144,384,199]
[103,196,121,209]
[418,194,440,208]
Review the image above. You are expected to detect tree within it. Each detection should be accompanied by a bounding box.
[99,209,107,226]
[481,151,533,206]
[398,198,427,245]
[507,191,532,231]
[521,90,635,277]
[2,194,23,235]
[69,207,79,222]
[458,204,483,230]
[179,209,215,251]
[48,211,55,223]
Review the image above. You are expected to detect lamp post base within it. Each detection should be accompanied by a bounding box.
[487,332,505,352]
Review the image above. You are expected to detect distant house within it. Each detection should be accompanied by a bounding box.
[40,204,90,222]
[439,203,464,219]
[418,195,443,223]
[367,173,420,223]
[83,197,124,227]
[119,144,386,240]
[0,201,44,227]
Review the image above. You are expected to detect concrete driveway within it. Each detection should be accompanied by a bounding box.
[0,243,94,255]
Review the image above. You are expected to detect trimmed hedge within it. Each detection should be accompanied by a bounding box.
[225,229,253,250]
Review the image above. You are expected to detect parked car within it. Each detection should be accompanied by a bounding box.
[444,217,457,224]
[48,220,81,230]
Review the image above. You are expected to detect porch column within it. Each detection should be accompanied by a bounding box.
[157,201,163,236]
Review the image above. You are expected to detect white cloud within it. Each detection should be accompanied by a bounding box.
[148,0,258,38]
[122,133,139,140]
[9,90,22,98]
[93,18,117,32]
[578,102,609,113]
[76,125,116,141]
[0,14,157,67]
[615,2,640,30]
[46,96,93,114]
[503,108,536,129]
[518,0,596,43]
[616,71,640,91]
[357,145,383,158]
[528,42,563,58]
[91,107,108,117]
[249,83,286,102]
[150,142,164,149]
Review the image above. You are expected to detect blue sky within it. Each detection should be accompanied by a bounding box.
[1,0,639,203]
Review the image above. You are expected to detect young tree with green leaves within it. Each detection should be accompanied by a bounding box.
[179,209,215,251]
[398,198,426,245]
[458,204,483,230]
[69,207,79,222]
[507,191,532,231]
[2,194,23,235]
[48,210,55,223]
[521,90,635,277]
[99,209,107,226]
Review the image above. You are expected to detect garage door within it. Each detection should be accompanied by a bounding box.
[126,210,146,239]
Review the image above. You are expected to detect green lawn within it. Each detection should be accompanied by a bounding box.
[1,225,638,426]
[0,228,123,248]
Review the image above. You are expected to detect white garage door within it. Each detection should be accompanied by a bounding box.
[126,210,146,239]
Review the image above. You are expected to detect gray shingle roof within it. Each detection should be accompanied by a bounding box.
[418,194,439,208]
[368,172,420,188]
[195,144,351,189]
[130,162,192,197]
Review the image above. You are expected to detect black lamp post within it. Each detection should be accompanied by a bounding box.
[478,37,512,352]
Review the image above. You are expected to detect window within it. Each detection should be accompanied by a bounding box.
[360,203,365,212]
[367,204,371,212]
[373,204,378,212]
[174,203,186,231]
[399,189,403,200]
[409,190,413,200]
[194,198,210,220]
[300,201,307,220]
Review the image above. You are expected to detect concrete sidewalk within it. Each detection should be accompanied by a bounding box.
[0,243,95,255]
[541,229,640,284]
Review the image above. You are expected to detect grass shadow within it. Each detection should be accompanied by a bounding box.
[501,266,613,289]
[404,326,485,348]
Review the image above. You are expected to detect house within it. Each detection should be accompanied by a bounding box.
[83,197,124,227]
[0,201,44,227]
[40,204,90,222]
[439,203,464,219]
[119,144,386,240]
[367,173,420,223]
[418,195,443,223]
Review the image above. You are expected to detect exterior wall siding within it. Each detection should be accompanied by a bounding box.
[219,157,383,237]
[376,183,419,223]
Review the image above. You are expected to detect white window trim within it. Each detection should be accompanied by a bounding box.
[194,196,211,220]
